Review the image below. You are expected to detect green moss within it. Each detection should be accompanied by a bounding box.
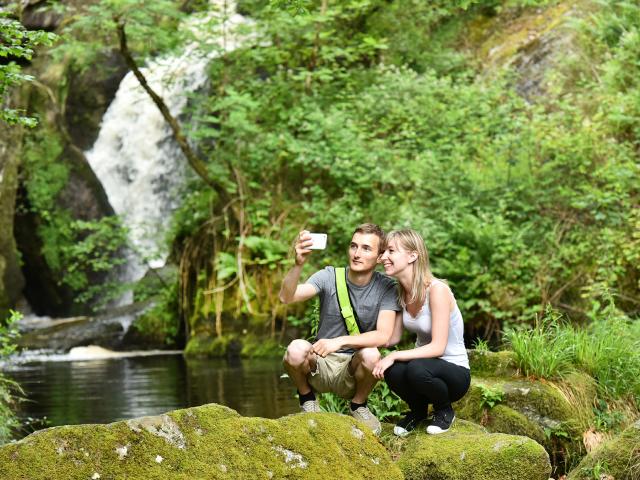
[455,375,589,475]
[397,419,551,480]
[184,333,283,358]
[455,386,547,445]
[488,405,547,445]
[183,333,229,357]
[468,350,518,377]
[0,404,403,479]
[240,334,284,358]
[567,420,640,480]
[461,0,576,71]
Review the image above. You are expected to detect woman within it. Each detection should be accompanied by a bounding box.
[373,229,470,436]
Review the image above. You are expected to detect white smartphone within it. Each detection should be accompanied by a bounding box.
[308,233,327,250]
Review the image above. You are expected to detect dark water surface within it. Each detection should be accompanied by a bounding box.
[3,353,299,435]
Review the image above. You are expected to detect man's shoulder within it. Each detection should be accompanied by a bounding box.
[371,271,397,289]
[306,266,337,287]
[316,266,336,277]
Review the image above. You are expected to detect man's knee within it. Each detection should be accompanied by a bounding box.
[353,347,381,372]
[284,339,313,367]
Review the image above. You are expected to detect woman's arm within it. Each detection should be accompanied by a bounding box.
[373,283,452,378]
[383,311,404,347]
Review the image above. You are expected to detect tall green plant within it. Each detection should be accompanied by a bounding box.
[0,310,23,444]
[504,306,575,379]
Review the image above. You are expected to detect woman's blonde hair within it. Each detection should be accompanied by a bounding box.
[386,229,433,308]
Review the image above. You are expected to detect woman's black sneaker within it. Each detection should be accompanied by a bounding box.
[393,411,427,437]
[426,406,455,435]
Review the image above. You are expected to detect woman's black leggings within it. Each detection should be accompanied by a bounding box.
[384,357,471,413]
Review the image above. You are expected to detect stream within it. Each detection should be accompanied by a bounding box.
[2,351,299,438]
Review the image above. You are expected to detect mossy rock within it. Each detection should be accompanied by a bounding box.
[396,419,551,480]
[456,377,578,430]
[467,349,518,377]
[455,374,595,474]
[185,333,283,359]
[566,419,640,480]
[0,403,402,480]
[184,333,238,357]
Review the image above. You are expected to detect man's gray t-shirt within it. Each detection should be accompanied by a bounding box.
[306,266,401,349]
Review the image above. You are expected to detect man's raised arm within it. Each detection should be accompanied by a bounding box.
[279,230,318,304]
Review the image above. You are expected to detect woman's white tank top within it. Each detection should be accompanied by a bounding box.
[402,280,470,369]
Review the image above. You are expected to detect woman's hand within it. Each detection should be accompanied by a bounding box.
[373,353,395,379]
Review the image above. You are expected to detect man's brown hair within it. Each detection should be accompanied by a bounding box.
[353,223,386,253]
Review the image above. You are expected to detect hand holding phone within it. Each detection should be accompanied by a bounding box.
[308,233,327,250]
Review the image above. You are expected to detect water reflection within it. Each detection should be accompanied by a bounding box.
[4,354,299,435]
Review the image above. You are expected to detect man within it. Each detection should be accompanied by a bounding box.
[279,223,401,434]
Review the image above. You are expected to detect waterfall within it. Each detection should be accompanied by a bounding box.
[85,1,252,302]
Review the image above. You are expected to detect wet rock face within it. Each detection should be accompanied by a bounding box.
[16,300,155,351]
[65,52,129,151]
[0,404,404,480]
[20,0,101,32]
[17,316,125,351]
[462,2,580,102]
[12,44,127,316]
[0,129,25,318]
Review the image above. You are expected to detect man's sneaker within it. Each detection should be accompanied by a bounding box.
[426,407,455,435]
[350,405,382,435]
[393,411,427,437]
[300,399,321,413]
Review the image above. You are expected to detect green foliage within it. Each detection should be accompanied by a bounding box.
[472,338,490,352]
[504,306,576,379]
[581,460,612,480]
[20,127,129,308]
[573,293,640,403]
[477,383,504,409]
[171,0,640,340]
[367,380,404,421]
[0,310,23,444]
[0,310,21,357]
[0,13,57,126]
[52,0,185,70]
[132,282,181,346]
[506,300,640,406]
[592,399,625,432]
[544,422,572,442]
[318,381,404,421]
[56,217,129,295]
[269,0,311,16]
[34,0,640,345]
[0,375,21,445]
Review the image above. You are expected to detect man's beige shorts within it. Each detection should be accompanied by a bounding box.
[308,352,356,400]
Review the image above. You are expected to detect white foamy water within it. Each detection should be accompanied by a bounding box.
[1,346,182,367]
[85,1,254,299]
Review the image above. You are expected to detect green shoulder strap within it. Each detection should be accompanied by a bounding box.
[335,267,361,336]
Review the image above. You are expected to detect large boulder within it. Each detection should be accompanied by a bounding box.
[17,300,157,351]
[467,349,519,378]
[394,419,551,480]
[0,404,403,479]
[459,350,596,474]
[16,315,124,351]
[567,419,640,480]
